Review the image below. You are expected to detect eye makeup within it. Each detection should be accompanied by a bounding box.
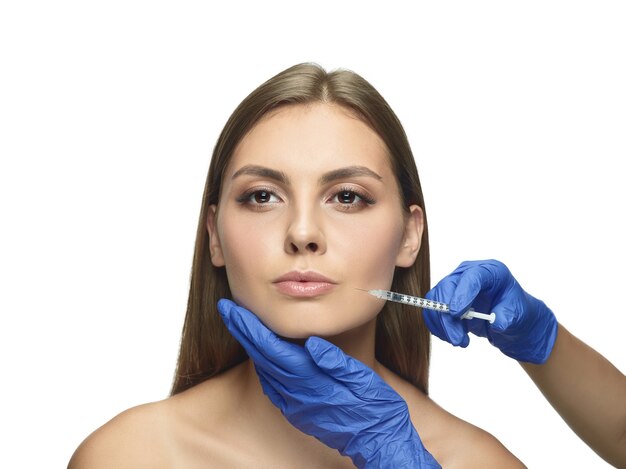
[235,186,283,211]
[234,184,377,214]
[327,185,376,211]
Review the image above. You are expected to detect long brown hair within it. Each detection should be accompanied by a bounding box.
[171,62,432,395]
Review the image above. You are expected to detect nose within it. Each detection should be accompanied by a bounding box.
[284,204,326,255]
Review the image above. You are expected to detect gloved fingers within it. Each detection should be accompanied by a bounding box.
[257,366,338,424]
[425,275,458,303]
[255,367,287,411]
[217,298,275,365]
[305,336,399,401]
[450,259,513,312]
[452,261,522,336]
[217,298,309,375]
[447,268,487,315]
[424,284,470,347]
[422,307,470,347]
[488,299,520,334]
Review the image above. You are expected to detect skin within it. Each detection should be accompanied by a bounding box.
[69,103,524,468]
[207,101,421,354]
[521,324,626,467]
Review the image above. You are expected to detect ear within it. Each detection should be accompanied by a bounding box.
[206,205,225,267]
[395,205,424,268]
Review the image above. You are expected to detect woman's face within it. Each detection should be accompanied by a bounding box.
[208,103,423,338]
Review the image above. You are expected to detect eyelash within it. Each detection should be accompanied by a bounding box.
[332,186,376,211]
[236,186,376,211]
[236,186,280,208]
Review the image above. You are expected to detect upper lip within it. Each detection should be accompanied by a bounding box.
[273,271,337,284]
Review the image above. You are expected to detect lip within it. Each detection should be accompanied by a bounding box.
[273,271,337,298]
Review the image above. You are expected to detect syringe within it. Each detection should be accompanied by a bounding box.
[358,289,496,323]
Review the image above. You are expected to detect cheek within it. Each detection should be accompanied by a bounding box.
[217,210,282,301]
[330,211,405,284]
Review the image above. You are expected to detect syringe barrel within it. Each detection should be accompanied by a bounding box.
[389,292,449,312]
[367,289,494,322]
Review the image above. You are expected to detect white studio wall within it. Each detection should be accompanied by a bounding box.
[1,2,624,467]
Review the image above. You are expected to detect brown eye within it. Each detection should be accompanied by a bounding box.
[236,189,281,206]
[338,191,357,204]
[328,188,375,211]
[254,190,272,203]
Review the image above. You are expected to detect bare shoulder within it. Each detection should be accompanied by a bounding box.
[68,364,249,469]
[68,400,172,469]
[379,367,526,468]
[429,406,526,469]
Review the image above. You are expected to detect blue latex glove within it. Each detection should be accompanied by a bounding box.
[218,299,441,469]
[423,259,558,364]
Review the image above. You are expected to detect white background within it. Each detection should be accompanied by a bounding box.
[1,1,624,467]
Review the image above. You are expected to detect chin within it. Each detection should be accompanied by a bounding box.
[232,292,381,339]
[264,319,341,339]
[271,323,310,338]
[262,307,374,340]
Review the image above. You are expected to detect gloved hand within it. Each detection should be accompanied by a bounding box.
[218,299,441,469]
[423,259,558,364]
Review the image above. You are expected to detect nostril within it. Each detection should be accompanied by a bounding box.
[286,240,321,254]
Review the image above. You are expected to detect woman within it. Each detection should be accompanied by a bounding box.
[69,63,523,467]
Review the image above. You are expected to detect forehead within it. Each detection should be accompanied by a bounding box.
[227,103,392,178]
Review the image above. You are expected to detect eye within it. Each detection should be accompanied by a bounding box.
[329,187,375,211]
[251,190,276,204]
[236,188,282,208]
[336,190,359,204]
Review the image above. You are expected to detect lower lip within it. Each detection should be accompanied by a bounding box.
[274,281,336,298]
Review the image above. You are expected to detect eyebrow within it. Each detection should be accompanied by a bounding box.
[231,164,383,185]
[319,166,383,185]
[231,165,289,183]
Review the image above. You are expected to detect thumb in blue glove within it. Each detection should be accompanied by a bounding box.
[423,259,558,364]
[217,298,441,469]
